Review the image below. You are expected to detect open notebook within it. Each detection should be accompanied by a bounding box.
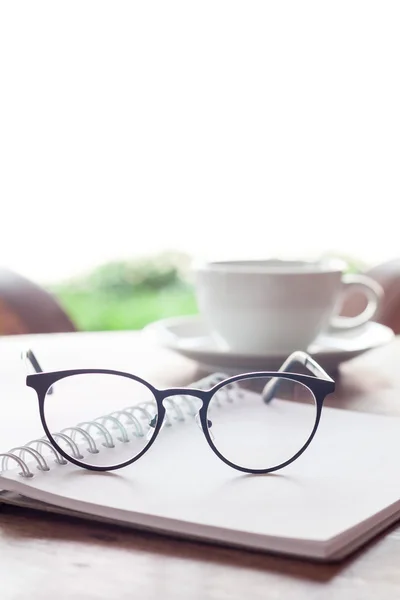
[1,370,400,561]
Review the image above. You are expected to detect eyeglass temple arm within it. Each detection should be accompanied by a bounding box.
[21,349,54,394]
[22,349,43,374]
[262,350,333,404]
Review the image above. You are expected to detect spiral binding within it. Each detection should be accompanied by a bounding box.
[0,372,238,479]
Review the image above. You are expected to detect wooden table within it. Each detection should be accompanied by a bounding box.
[1,331,400,599]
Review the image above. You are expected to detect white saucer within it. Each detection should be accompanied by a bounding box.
[143,315,394,375]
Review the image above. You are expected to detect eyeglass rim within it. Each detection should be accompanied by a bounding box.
[27,369,334,474]
[203,375,324,474]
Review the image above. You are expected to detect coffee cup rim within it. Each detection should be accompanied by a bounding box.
[195,258,346,275]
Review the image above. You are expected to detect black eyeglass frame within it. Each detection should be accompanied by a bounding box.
[24,350,335,475]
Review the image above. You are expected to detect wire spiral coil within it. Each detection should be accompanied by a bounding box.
[0,372,236,479]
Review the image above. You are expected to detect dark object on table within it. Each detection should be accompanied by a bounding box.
[0,268,76,335]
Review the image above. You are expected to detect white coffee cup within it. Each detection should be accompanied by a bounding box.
[194,259,383,354]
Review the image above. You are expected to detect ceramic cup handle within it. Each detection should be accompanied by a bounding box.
[330,274,384,330]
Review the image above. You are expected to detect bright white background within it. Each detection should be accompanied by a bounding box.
[0,1,399,283]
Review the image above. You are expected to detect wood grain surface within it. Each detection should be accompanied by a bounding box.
[1,332,400,600]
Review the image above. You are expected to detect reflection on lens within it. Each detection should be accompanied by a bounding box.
[43,373,158,468]
[207,376,317,471]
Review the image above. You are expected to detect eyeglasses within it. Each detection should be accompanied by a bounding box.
[24,349,335,475]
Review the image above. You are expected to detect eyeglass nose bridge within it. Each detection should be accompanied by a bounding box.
[159,387,210,429]
[160,387,208,402]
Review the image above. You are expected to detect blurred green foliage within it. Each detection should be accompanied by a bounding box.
[86,252,191,295]
[52,252,198,331]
